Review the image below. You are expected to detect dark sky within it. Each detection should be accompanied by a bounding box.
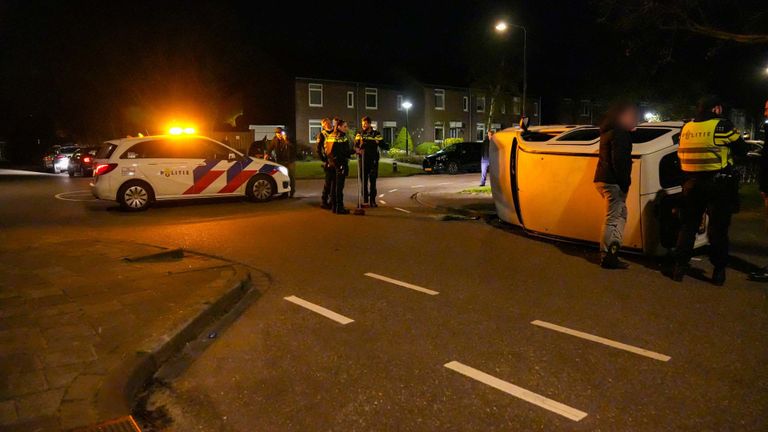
[1,0,766,146]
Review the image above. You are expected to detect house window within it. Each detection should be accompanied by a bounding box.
[382,121,397,144]
[365,88,378,109]
[346,91,354,109]
[476,123,486,141]
[449,122,464,138]
[308,83,323,107]
[434,122,445,142]
[581,100,591,116]
[434,89,445,110]
[513,97,521,115]
[309,119,322,143]
[500,101,506,115]
[534,102,540,117]
[397,95,403,111]
[476,96,485,113]
[463,96,469,112]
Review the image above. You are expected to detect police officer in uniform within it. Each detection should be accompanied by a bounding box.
[267,127,297,197]
[326,119,354,214]
[672,96,746,285]
[316,118,334,209]
[354,116,384,207]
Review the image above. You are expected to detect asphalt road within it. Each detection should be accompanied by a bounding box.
[1,169,767,431]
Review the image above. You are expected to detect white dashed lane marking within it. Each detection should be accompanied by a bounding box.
[394,207,411,214]
[444,361,588,422]
[378,194,385,198]
[410,185,424,188]
[364,273,439,295]
[379,200,387,205]
[284,296,354,325]
[531,320,671,362]
[388,189,398,193]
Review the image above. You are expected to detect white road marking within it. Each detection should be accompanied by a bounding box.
[436,182,453,186]
[54,190,97,202]
[394,207,411,214]
[379,200,387,205]
[531,320,671,362]
[283,296,354,325]
[410,185,425,188]
[444,361,588,422]
[364,272,439,295]
[378,194,385,198]
[388,189,398,193]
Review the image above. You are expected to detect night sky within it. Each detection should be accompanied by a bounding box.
[1,0,766,154]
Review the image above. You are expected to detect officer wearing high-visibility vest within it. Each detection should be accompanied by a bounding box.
[326,119,354,214]
[316,118,334,209]
[354,116,385,207]
[672,96,746,285]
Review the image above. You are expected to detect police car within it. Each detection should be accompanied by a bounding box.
[90,134,291,211]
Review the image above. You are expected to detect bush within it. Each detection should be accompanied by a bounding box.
[443,137,463,147]
[393,154,424,164]
[415,142,440,155]
[387,148,403,158]
[392,127,415,151]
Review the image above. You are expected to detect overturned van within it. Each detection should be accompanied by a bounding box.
[489,122,709,255]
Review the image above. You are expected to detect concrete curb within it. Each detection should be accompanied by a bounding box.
[123,248,184,262]
[412,191,494,218]
[91,263,253,427]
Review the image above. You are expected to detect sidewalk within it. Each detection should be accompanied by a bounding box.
[0,240,253,431]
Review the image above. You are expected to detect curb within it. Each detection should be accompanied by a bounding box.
[412,191,494,218]
[123,248,184,262]
[91,264,253,426]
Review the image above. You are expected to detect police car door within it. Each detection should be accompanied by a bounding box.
[188,139,241,196]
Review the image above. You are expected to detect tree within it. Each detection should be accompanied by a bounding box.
[392,127,415,151]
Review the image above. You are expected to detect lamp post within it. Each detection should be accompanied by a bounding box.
[495,20,527,118]
[402,100,412,155]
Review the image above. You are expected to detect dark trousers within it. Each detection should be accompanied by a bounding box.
[333,164,348,211]
[322,165,335,206]
[675,172,733,268]
[359,157,379,202]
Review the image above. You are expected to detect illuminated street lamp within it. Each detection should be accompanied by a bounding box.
[402,100,413,155]
[494,20,528,118]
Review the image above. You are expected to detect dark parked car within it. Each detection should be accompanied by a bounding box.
[67,147,99,177]
[422,142,481,174]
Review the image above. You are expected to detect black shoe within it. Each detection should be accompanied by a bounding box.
[712,267,726,286]
[600,257,629,269]
[671,264,688,282]
[335,208,349,215]
[320,202,331,210]
[748,267,768,282]
[369,200,378,208]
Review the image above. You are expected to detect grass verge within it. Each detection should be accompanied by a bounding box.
[295,160,423,179]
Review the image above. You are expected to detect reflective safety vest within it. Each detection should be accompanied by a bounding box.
[677,118,740,172]
[324,133,348,157]
[354,129,383,157]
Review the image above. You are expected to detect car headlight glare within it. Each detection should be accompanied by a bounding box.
[278,166,289,176]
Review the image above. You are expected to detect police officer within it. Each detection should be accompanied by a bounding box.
[316,118,334,209]
[672,96,747,285]
[327,119,354,214]
[267,127,297,197]
[749,99,768,282]
[354,116,384,207]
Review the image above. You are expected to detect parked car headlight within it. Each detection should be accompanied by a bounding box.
[278,166,289,176]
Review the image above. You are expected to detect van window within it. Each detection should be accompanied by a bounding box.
[555,128,600,143]
[659,152,683,188]
[631,128,670,143]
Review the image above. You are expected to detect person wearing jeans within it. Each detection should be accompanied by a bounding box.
[479,130,494,186]
[593,101,638,269]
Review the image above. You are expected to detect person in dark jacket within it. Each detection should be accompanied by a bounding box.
[354,116,385,207]
[267,127,296,197]
[327,120,354,214]
[593,101,638,269]
[479,129,494,186]
[316,118,334,209]
[749,99,768,282]
[248,137,268,159]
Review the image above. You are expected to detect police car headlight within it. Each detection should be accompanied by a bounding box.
[278,166,289,176]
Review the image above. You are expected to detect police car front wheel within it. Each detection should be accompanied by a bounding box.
[118,180,154,211]
[246,175,275,203]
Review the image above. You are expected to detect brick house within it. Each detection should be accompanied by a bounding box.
[293,77,541,149]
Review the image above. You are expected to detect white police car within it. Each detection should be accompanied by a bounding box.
[90,134,291,211]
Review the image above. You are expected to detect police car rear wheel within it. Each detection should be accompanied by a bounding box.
[246,175,275,203]
[118,180,153,211]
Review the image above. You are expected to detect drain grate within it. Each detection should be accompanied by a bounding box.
[72,416,142,432]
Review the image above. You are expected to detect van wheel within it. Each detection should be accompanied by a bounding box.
[117,180,154,211]
[246,175,275,203]
[447,161,459,175]
[67,168,75,177]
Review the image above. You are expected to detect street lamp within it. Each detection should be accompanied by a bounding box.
[401,100,412,155]
[494,20,528,118]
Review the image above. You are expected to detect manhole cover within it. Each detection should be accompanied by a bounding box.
[71,416,142,432]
